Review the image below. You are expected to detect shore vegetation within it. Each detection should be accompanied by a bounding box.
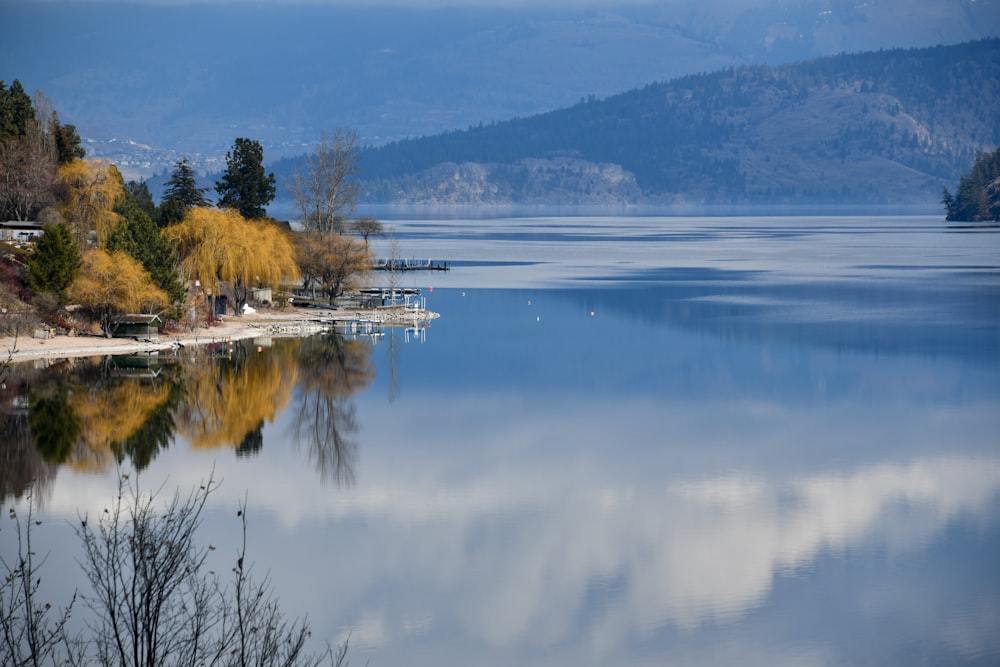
[942,147,1000,223]
[0,79,382,339]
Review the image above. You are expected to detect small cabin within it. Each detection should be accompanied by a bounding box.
[1,221,44,244]
[112,314,162,341]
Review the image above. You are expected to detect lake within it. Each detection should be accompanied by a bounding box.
[2,215,999,666]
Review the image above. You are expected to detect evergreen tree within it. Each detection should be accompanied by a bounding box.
[51,112,85,164]
[159,157,210,226]
[26,222,82,300]
[108,185,186,303]
[125,180,157,220]
[944,148,1000,222]
[215,137,276,220]
[0,80,37,139]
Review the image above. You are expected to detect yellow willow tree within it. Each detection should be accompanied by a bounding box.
[56,159,124,247]
[68,249,169,335]
[167,207,299,316]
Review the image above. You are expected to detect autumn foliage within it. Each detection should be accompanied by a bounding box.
[68,249,169,334]
[56,160,124,247]
[167,207,300,314]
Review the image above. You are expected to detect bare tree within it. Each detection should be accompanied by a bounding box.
[289,129,359,234]
[0,489,78,667]
[0,132,57,222]
[350,217,383,251]
[70,472,347,667]
[2,475,349,666]
[294,231,371,307]
[227,498,332,667]
[75,473,219,666]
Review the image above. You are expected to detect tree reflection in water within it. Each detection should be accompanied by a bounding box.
[290,333,375,486]
[0,331,377,503]
[176,341,298,450]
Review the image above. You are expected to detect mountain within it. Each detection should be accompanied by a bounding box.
[336,39,999,208]
[3,0,999,180]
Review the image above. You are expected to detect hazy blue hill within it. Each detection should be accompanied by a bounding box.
[3,0,998,180]
[340,40,1000,207]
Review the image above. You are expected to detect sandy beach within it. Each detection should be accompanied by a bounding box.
[1,306,439,363]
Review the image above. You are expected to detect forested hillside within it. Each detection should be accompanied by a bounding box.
[6,0,997,173]
[340,39,999,207]
[943,148,1000,222]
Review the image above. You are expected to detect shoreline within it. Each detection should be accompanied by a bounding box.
[1,306,439,363]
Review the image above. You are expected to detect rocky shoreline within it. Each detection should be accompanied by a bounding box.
[1,306,440,363]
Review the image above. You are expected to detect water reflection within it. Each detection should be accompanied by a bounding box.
[4,216,999,665]
[176,341,298,451]
[291,333,376,485]
[0,332,378,502]
[569,271,1000,361]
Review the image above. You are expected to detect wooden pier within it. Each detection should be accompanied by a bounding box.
[373,258,450,272]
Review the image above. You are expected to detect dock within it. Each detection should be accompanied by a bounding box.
[373,258,450,272]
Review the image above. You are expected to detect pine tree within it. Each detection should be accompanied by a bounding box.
[109,187,186,303]
[51,112,85,164]
[159,158,210,226]
[215,137,276,220]
[945,148,1000,222]
[0,80,37,139]
[125,180,157,220]
[26,222,82,300]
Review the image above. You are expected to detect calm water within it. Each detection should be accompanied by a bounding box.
[3,216,999,666]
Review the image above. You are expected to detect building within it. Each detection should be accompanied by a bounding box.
[111,314,162,341]
[0,221,44,244]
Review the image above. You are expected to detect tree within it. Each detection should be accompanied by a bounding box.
[944,147,1000,222]
[0,127,57,221]
[0,80,36,140]
[26,222,82,300]
[108,186,185,304]
[67,249,169,336]
[51,112,84,165]
[124,180,157,220]
[0,88,79,221]
[216,137,276,220]
[75,475,347,667]
[351,216,383,250]
[167,207,300,316]
[0,490,78,667]
[159,158,210,226]
[289,129,359,233]
[295,231,372,306]
[56,159,124,247]
[2,474,348,666]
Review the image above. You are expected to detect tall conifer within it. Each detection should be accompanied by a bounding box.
[159,158,210,226]
[215,137,276,220]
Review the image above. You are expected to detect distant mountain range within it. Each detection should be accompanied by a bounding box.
[3,0,999,183]
[325,39,998,208]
